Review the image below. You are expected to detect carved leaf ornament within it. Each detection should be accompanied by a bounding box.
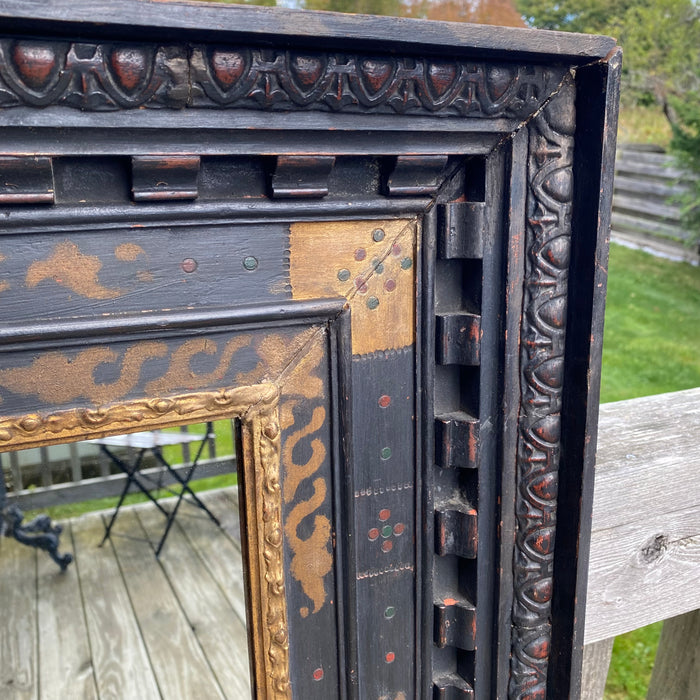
[0,37,565,118]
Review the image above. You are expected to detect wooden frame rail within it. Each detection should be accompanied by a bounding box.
[581,388,700,698]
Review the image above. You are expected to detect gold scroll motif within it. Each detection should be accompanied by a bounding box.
[25,240,149,299]
[289,219,417,356]
[0,336,251,407]
[0,383,291,700]
[238,330,334,618]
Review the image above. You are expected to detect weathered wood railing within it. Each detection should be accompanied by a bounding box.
[0,420,236,511]
[582,387,700,699]
[613,143,699,254]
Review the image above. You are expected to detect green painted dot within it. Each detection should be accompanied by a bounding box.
[243,256,258,271]
[337,268,350,282]
[384,606,396,619]
[372,228,385,242]
[400,257,413,270]
[380,447,392,460]
[381,525,393,538]
[367,296,379,310]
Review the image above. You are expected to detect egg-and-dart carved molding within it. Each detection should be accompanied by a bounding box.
[0,38,567,118]
[509,76,576,700]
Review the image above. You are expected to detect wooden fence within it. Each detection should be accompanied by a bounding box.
[581,387,700,699]
[612,144,699,256]
[1,420,237,511]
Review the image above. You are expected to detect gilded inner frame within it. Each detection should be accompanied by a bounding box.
[0,382,291,700]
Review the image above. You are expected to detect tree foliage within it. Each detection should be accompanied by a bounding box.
[517,0,700,243]
[670,92,700,245]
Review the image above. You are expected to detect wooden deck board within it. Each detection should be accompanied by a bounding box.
[71,512,161,700]
[108,508,226,700]
[1,488,251,700]
[0,537,38,700]
[37,521,97,700]
[176,490,248,626]
[136,502,251,699]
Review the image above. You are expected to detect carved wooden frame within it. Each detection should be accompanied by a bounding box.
[0,3,621,698]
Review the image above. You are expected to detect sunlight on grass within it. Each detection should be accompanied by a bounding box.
[604,623,663,700]
[599,243,700,699]
[600,243,700,404]
[617,104,672,148]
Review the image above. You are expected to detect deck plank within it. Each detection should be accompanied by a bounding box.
[207,486,242,545]
[137,503,251,699]
[36,521,97,700]
[71,512,161,700]
[176,490,247,626]
[0,538,38,700]
[108,508,225,700]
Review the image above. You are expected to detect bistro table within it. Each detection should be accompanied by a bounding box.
[87,423,220,556]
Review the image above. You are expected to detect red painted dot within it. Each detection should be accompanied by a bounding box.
[368,528,380,541]
[313,668,324,681]
[354,248,367,261]
[385,652,396,663]
[393,523,405,536]
[384,279,396,292]
[378,395,391,408]
[379,508,391,521]
[382,540,393,553]
[391,243,402,257]
[354,276,368,294]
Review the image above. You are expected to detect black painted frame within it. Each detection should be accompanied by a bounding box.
[0,3,621,698]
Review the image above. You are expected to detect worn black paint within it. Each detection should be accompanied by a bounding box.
[0,4,620,699]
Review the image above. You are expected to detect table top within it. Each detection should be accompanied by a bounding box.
[86,430,209,449]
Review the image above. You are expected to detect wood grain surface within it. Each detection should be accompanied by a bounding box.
[0,535,37,700]
[0,489,250,699]
[0,0,616,62]
[584,388,700,643]
[37,523,97,700]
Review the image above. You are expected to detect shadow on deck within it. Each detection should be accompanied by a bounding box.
[0,487,251,700]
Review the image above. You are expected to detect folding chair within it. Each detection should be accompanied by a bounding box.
[89,422,220,556]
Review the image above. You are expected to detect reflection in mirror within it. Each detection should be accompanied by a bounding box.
[0,420,252,699]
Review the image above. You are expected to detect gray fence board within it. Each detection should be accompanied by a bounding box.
[613,144,697,246]
[584,388,700,644]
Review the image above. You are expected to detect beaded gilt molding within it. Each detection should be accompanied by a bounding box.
[0,382,291,700]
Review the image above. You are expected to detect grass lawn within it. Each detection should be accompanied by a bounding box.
[599,243,700,699]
